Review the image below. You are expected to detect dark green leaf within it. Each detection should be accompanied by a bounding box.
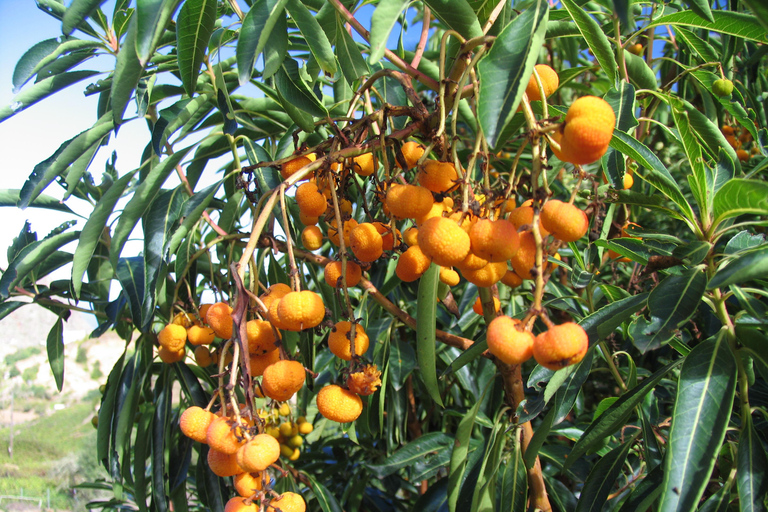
[335,14,369,84]
[575,438,636,512]
[618,466,663,512]
[368,432,453,478]
[116,256,145,327]
[713,179,768,226]
[168,181,222,255]
[581,292,648,345]
[709,245,768,290]
[46,316,65,391]
[648,10,767,42]
[416,263,443,407]
[12,37,100,91]
[0,189,75,215]
[742,0,768,32]
[560,0,617,85]
[274,58,328,117]
[304,473,343,512]
[112,16,145,124]
[448,397,485,512]
[672,241,712,265]
[423,0,483,39]
[658,335,737,512]
[477,0,549,149]
[135,0,181,64]
[285,0,336,74]
[62,0,107,35]
[674,26,719,63]
[0,70,99,123]
[737,416,768,512]
[176,0,217,97]
[369,0,409,64]
[236,0,289,85]
[389,338,416,391]
[0,301,26,322]
[697,484,733,512]
[497,439,527,512]
[97,350,126,467]
[35,0,100,37]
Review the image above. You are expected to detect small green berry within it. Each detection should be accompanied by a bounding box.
[712,78,734,97]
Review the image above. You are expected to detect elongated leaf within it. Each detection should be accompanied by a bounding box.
[648,11,767,43]
[674,26,719,63]
[368,432,453,478]
[581,292,648,344]
[659,335,737,512]
[416,263,443,407]
[423,0,482,39]
[713,179,768,226]
[448,393,485,512]
[116,256,145,329]
[477,0,548,149]
[602,84,636,193]
[708,245,768,290]
[565,359,682,469]
[112,16,145,124]
[624,50,657,90]
[618,466,663,512]
[389,338,417,391]
[335,14,369,84]
[737,416,768,512]
[274,58,328,117]
[0,69,99,123]
[46,316,65,391]
[304,473,343,512]
[0,301,26,322]
[561,0,617,85]
[285,0,335,74]
[369,0,409,64]
[0,189,75,214]
[62,0,107,35]
[168,181,222,255]
[176,0,217,97]
[236,0,289,85]
[72,171,137,298]
[12,37,99,91]
[575,439,635,512]
[135,0,181,64]
[497,438,527,512]
[36,0,101,37]
[152,93,214,153]
[742,0,768,32]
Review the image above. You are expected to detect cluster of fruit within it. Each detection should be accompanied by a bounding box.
[722,124,758,162]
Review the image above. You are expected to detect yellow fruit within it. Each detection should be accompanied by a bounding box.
[317,385,363,423]
[324,260,362,288]
[298,421,314,434]
[187,324,215,346]
[439,267,461,286]
[268,297,291,330]
[279,421,297,438]
[627,43,643,55]
[158,324,187,352]
[327,218,358,247]
[386,184,434,220]
[347,364,382,396]
[246,319,278,356]
[277,291,326,331]
[207,416,247,455]
[206,302,234,339]
[456,251,489,271]
[623,170,634,189]
[171,312,193,328]
[280,443,295,458]
[501,270,523,288]
[417,216,471,267]
[555,96,616,165]
[350,222,384,262]
[287,435,303,448]
[266,492,306,512]
[472,296,500,315]
[533,322,589,370]
[353,152,375,176]
[180,406,216,444]
[328,321,370,360]
[418,160,458,193]
[525,64,559,102]
[486,316,534,365]
[295,182,327,217]
[301,225,323,250]
[469,219,519,262]
[158,346,185,364]
[540,200,589,243]
[233,472,263,498]
[395,245,432,282]
[281,155,312,181]
[208,448,244,478]
[278,403,291,416]
[262,360,306,401]
[237,433,281,472]
[398,141,426,169]
[460,261,507,287]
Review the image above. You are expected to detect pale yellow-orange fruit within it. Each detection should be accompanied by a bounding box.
[372,221,398,251]
[208,448,244,478]
[277,290,325,331]
[439,267,461,286]
[158,324,187,352]
[237,433,281,472]
[327,218,358,247]
[187,324,215,346]
[510,231,537,280]
[395,245,432,282]
[179,406,216,444]
[281,155,312,181]
[249,349,281,377]
[349,222,384,262]
[386,184,434,220]
[206,416,247,455]
[260,283,291,310]
[487,316,534,365]
[328,321,370,360]
[403,226,419,246]
[553,96,616,165]
[262,360,306,401]
[301,225,324,250]
[456,251,489,272]
[525,64,559,102]
[224,497,258,512]
[414,201,449,227]
[324,260,362,288]
[418,160,458,193]
[246,319,278,355]
[317,385,363,423]
[206,302,234,339]
[353,152,375,176]
[158,346,185,364]
[460,261,507,287]
[540,200,589,243]
[171,312,193,328]
[469,219,520,262]
[194,345,214,367]
[417,216,471,267]
[397,141,425,169]
[233,472,263,498]
[295,182,327,217]
[266,492,306,512]
[347,364,382,396]
[533,322,589,370]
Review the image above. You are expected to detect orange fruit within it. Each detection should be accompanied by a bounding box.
[737,149,750,162]
[395,245,432,282]
[507,200,549,236]
[460,261,507,287]
[301,225,324,250]
[417,216,471,267]
[386,184,434,220]
[510,231,537,280]
[486,316,534,365]
[349,222,384,262]
[295,182,327,217]
[208,448,244,478]
[158,324,187,352]
[266,492,306,512]
[233,472,263,497]
[194,345,214,367]
[171,312,193,328]
[299,212,319,226]
[261,283,291,309]
[206,302,234,339]
[372,221,398,251]
[187,324,215,346]
[418,160,458,193]
[158,346,185,364]
[261,360,306,401]
[469,218,520,262]
[456,251,489,271]
[526,64,559,102]
[501,270,523,288]
[414,201,449,226]
[627,43,643,55]
[179,406,216,444]
[277,291,325,331]
[533,322,588,370]
[327,218,358,247]
[472,296,500,315]
[324,260,362,288]
[439,266,461,286]
[540,200,589,243]
[246,319,278,355]
[237,433,281,472]
[353,152,375,176]
[403,226,419,246]
[328,321,370,360]
[197,304,213,322]
[281,155,312,181]
[622,170,634,189]
[207,416,247,454]
[347,364,382,396]
[398,141,425,169]
[555,96,616,165]
[249,349,281,376]
[316,385,363,423]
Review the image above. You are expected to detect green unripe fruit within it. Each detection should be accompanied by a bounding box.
[712,79,734,97]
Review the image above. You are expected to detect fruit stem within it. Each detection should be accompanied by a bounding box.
[327,173,357,325]
[598,341,627,392]
[278,187,301,292]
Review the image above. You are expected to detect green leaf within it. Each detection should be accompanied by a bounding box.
[560,0,617,85]
[565,358,682,470]
[285,0,336,75]
[0,189,75,215]
[674,26,719,64]
[335,14,370,84]
[168,181,222,255]
[477,0,549,149]
[524,406,556,469]
[575,438,636,512]
[698,484,733,512]
[274,58,328,117]
[629,268,707,353]
[618,466,663,512]
[416,263,443,407]
[176,0,217,97]
[581,292,649,344]
[46,316,65,391]
[422,0,483,39]
[36,0,100,37]
[623,51,657,91]
[152,93,215,153]
[670,102,709,219]
[0,301,26,322]
[116,256,145,328]
[684,0,714,23]
[304,473,343,512]
[602,82,637,188]
[369,0,409,64]
[448,395,485,512]
[713,179,768,226]
[112,16,145,125]
[648,11,767,43]
[737,416,768,512]
[62,0,107,35]
[236,0,289,85]
[658,335,737,512]
[742,0,768,32]
[368,432,454,478]
[389,338,417,391]
[12,37,100,91]
[262,13,288,79]
[0,230,81,300]
[135,0,181,65]
[497,438,527,512]
[0,69,99,123]
[708,245,768,290]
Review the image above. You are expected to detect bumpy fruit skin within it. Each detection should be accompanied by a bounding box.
[224,496,259,512]
[179,406,216,444]
[350,223,384,262]
[158,324,187,352]
[533,322,588,371]
[267,492,306,512]
[277,291,325,331]
[712,78,734,97]
[328,321,370,360]
[158,346,185,363]
[295,182,327,217]
[554,96,616,165]
[353,152,375,176]
[261,360,306,401]
[395,245,432,282]
[540,200,589,243]
[246,319,278,355]
[347,364,382,396]
[187,324,215,346]
[372,221,398,251]
[460,261,507,287]
[207,416,247,454]
[418,216,471,267]
[324,260,362,288]
[233,472,263,497]
[487,316,534,365]
[403,226,419,247]
[526,64,559,102]
[208,448,244,477]
[507,200,549,236]
[206,302,234,339]
[501,270,523,288]
[510,231,536,280]
[386,184,434,220]
[327,218,358,247]
[237,434,281,472]
[469,219,520,262]
[439,267,461,286]
[317,385,363,423]
[194,345,214,367]
[301,225,323,250]
[398,141,425,169]
[418,160,458,193]
[281,156,312,181]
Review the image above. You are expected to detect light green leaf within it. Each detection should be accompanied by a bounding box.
[477,0,549,149]
[674,26,719,63]
[285,0,336,75]
[624,51,657,90]
[658,335,737,512]
[62,0,107,35]
[236,0,289,85]
[176,0,217,97]
[135,0,181,65]
[369,0,409,64]
[0,70,99,123]
[423,0,483,39]
[742,0,768,32]
[575,439,636,512]
[12,37,100,91]
[0,189,76,215]
[647,11,767,43]
[708,245,768,290]
[335,14,369,84]
[46,316,65,391]
[671,101,708,218]
[417,263,443,407]
[36,0,100,37]
[684,0,714,23]
[713,179,768,226]
[560,0,617,85]
[112,15,145,124]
